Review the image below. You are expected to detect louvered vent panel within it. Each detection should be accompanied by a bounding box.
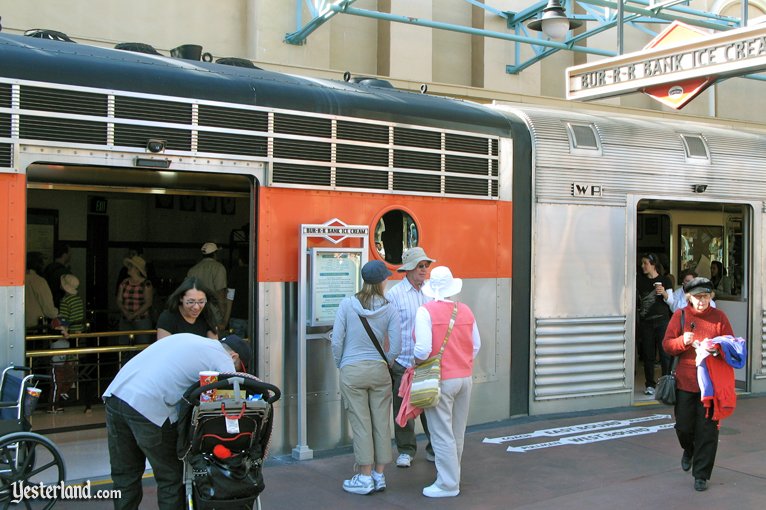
[198,105,268,131]
[491,139,498,157]
[274,139,331,161]
[0,84,11,108]
[445,133,490,155]
[336,167,388,190]
[20,115,106,144]
[274,113,331,137]
[491,180,498,197]
[0,114,10,138]
[20,86,107,116]
[393,150,440,171]
[445,176,490,196]
[393,173,441,193]
[273,163,331,186]
[337,120,388,143]
[114,125,190,150]
[445,154,492,176]
[198,132,267,156]
[115,96,192,124]
[336,144,388,166]
[394,127,440,149]
[0,144,11,167]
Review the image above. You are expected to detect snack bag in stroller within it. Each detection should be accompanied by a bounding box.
[178,373,281,510]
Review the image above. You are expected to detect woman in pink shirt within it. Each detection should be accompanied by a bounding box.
[413,266,481,498]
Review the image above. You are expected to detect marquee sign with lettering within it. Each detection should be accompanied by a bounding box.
[566,21,766,108]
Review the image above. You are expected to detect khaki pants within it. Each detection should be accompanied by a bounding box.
[339,360,393,466]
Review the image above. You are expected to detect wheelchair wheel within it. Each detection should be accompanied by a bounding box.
[0,432,65,510]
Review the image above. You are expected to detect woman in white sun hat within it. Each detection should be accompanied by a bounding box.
[413,266,480,498]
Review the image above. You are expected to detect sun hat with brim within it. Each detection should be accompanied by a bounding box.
[60,274,80,295]
[361,260,392,284]
[422,266,462,300]
[684,276,713,295]
[220,334,252,371]
[123,255,148,278]
[397,246,436,272]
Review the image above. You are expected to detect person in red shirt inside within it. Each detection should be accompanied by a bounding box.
[662,277,734,492]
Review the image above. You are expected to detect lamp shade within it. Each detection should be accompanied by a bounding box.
[527,0,582,40]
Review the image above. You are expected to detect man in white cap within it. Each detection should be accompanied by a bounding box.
[385,246,436,467]
[188,242,228,331]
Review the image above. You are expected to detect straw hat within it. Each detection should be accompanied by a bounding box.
[60,274,80,295]
[124,255,148,278]
[422,266,462,300]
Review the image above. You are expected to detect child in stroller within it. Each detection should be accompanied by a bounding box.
[177,372,281,510]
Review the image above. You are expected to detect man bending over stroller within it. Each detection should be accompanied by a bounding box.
[103,333,251,510]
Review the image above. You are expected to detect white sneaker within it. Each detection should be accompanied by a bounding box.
[426,451,435,462]
[396,453,413,468]
[423,483,459,498]
[645,386,655,396]
[371,471,386,492]
[342,474,374,495]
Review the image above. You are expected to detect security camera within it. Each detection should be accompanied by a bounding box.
[146,139,166,153]
[692,184,708,193]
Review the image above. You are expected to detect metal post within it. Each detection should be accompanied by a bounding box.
[292,231,313,460]
[618,0,625,55]
[742,0,749,27]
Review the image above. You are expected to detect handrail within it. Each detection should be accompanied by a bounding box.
[25,330,157,342]
[26,344,150,358]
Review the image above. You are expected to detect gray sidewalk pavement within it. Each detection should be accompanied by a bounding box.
[54,394,766,509]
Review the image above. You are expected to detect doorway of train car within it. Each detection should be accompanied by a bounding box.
[24,162,255,431]
[635,199,750,403]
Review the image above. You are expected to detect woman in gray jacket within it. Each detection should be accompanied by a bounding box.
[332,260,401,495]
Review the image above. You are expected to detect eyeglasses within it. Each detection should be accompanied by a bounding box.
[183,299,207,307]
[416,262,431,269]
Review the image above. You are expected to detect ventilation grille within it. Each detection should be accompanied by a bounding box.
[0,114,10,138]
[567,123,601,155]
[21,115,107,144]
[114,125,191,150]
[273,163,331,185]
[275,114,331,137]
[338,120,388,144]
[0,144,11,167]
[7,82,501,199]
[115,97,192,124]
[21,86,107,116]
[0,84,11,108]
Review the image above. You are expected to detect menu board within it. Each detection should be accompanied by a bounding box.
[310,248,363,326]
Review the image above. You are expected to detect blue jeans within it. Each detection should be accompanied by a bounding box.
[105,396,183,510]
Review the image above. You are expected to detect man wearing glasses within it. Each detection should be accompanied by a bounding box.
[385,247,436,467]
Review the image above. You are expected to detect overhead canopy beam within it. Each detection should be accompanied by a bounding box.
[285,0,746,75]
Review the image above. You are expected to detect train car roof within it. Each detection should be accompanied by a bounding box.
[0,33,512,137]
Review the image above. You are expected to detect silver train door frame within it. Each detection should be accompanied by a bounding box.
[628,194,760,397]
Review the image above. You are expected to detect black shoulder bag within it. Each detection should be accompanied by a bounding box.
[358,315,394,381]
[655,309,684,405]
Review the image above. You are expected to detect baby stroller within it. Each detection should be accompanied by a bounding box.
[177,373,281,510]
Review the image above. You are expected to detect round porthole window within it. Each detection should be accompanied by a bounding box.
[374,209,419,264]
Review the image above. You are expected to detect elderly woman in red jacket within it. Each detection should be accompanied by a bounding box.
[413,266,480,498]
[662,277,734,493]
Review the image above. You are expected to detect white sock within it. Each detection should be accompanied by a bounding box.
[371,471,384,480]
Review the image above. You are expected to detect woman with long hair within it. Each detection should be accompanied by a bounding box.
[156,277,219,340]
[332,260,401,495]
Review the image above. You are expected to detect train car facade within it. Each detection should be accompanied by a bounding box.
[1,33,765,456]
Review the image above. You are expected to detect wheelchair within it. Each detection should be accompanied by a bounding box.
[0,366,66,509]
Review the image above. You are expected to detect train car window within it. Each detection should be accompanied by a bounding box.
[679,134,710,162]
[374,209,418,265]
[565,123,602,156]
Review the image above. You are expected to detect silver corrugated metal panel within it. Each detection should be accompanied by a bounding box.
[533,316,627,400]
[510,106,766,205]
[761,311,766,373]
